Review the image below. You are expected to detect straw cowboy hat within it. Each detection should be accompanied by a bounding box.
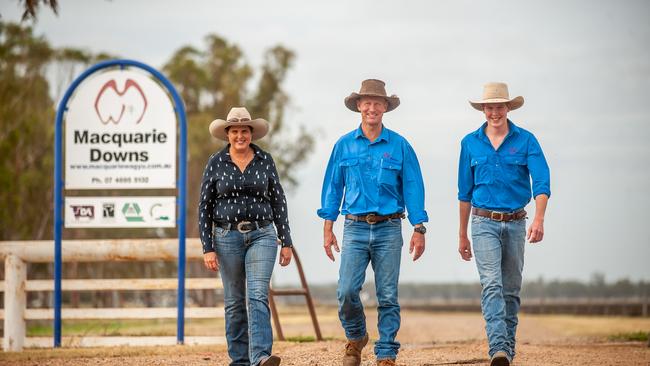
[344,79,400,112]
[469,82,524,111]
[209,107,269,141]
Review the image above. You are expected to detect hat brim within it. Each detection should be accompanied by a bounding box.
[209,118,269,141]
[344,92,400,112]
[469,96,524,111]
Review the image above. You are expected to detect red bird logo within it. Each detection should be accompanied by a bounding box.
[94,79,148,124]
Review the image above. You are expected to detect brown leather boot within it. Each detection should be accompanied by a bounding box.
[259,354,281,366]
[377,359,396,366]
[342,333,369,366]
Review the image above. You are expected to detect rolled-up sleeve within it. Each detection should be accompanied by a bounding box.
[457,139,474,202]
[267,155,293,247]
[317,143,344,221]
[198,154,217,254]
[402,141,428,225]
[527,135,551,199]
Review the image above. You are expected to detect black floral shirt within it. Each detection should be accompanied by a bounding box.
[198,144,293,253]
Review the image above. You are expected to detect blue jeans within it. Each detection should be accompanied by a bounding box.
[214,224,278,366]
[337,218,403,360]
[471,214,526,360]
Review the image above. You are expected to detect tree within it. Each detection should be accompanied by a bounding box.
[0,22,110,240]
[0,0,59,21]
[163,34,314,238]
[0,22,55,240]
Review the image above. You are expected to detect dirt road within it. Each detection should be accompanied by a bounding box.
[2,311,649,365]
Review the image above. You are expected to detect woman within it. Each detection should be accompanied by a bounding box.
[199,107,293,366]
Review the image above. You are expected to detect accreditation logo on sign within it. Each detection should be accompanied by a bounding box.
[64,69,176,190]
[65,197,175,228]
[122,202,144,222]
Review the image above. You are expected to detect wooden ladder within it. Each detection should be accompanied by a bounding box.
[269,247,323,341]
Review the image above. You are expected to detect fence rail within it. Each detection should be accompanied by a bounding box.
[0,239,223,351]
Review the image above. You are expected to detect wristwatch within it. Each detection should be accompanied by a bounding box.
[414,225,427,235]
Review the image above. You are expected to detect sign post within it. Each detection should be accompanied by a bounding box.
[54,59,187,346]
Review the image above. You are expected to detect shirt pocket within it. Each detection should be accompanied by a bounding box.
[378,158,401,187]
[471,156,491,185]
[503,155,528,181]
[340,158,360,202]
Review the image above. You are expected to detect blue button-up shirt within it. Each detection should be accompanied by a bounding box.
[458,120,551,212]
[318,125,428,226]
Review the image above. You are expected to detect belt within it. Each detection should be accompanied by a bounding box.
[472,208,526,222]
[345,212,405,224]
[215,220,272,233]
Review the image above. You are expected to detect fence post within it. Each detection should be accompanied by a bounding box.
[3,254,27,351]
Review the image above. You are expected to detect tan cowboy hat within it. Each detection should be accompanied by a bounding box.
[469,82,524,111]
[209,107,269,141]
[344,79,400,112]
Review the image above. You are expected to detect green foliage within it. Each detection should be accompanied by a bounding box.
[0,21,313,242]
[163,34,314,236]
[0,22,55,240]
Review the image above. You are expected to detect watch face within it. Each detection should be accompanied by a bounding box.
[415,226,426,234]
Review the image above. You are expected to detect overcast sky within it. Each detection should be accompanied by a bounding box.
[2,0,649,285]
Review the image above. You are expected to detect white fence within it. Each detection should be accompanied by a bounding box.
[0,239,225,351]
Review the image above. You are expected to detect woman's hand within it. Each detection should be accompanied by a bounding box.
[279,247,292,266]
[203,252,219,272]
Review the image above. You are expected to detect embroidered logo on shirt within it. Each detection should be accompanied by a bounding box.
[509,147,518,154]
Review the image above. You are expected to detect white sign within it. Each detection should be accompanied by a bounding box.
[64,69,177,189]
[65,196,176,228]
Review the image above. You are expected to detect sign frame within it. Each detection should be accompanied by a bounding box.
[53,59,188,346]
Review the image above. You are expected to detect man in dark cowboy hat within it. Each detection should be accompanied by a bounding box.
[457,82,550,366]
[317,79,428,366]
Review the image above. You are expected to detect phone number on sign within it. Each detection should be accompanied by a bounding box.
[104,177,150,184]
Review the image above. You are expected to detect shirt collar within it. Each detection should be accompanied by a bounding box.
[475,120,520,143]
[354,124,390,143]
[218,143,266,162]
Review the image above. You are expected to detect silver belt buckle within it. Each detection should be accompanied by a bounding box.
[237,221,252,233]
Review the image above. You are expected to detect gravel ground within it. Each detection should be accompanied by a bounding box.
[2,311,649,365]
[1,340,648,365]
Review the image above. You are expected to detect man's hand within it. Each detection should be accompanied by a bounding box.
[279,247,292,266]
[409,231,425,261]
[324,228,340,261]
[459,236,472,261]
[203,252,219,272]
[527,218,544,243]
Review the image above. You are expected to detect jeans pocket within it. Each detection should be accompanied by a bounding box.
[386,218,402,227]
[213,226,229,238]
[344,218,355,228]
[471,215,487,224]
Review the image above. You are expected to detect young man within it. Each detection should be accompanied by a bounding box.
[458,82,550,366]
[318,79,428,366]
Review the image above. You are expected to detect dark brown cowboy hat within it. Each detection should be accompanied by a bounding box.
[344,79,400,112]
